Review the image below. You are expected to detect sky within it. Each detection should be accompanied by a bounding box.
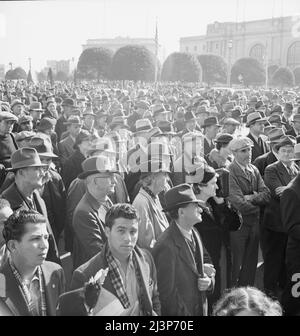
[0,0,300,74]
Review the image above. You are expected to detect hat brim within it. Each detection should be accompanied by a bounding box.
[246,118,267,127]
[38,152,58,158]
[78,170,117,179]
[7,163,48,172]
[163,200,204,212]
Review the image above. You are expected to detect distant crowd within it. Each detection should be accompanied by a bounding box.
[1,79,300,316]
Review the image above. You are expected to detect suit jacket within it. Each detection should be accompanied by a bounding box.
[264,161,299,232]
[152,222,214,316]
[253,151,278,178]
[58,135,75,165]
[203,137,215,157]
[0,261,65,316]
[247,133,269,162]
[55,115,68,142]
[286,128,297,138]
[280,173,300,271]
[62,149,85,191]
[133,188,169,250]
[72,191,110,269]
[70,244,161,316]
[1,183,60,264]
[227,160,270,228]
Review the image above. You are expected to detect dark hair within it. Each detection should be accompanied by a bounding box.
[105,203,139,229]
[0,198,11,211]
[212,286,283,316]
[3,209,47,245]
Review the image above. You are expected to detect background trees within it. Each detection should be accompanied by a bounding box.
[197,54,227,86]
[77,47,113,81]
[271,66,295,88]
[5,67,27,80]
[110,45,157,81]
[161,52,202,82]
[231,57,265,86]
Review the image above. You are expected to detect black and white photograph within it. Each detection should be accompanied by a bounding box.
[0,0,300,319]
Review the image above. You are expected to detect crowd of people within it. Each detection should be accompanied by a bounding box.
[1,78,300,316]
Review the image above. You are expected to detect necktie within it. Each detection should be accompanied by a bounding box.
[258,137,264,153]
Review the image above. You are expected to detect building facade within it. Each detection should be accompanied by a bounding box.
[180,16,300,70]
[82,36,162,60]
[46,60,71,75]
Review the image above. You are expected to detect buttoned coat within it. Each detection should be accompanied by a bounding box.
[0,260,65,316]
[152,223,214,316]
[263,161,299,232]
[247,133,269,162]
[133,188,169,250]
[72,191,109,269]
[253,151,278,178]
[62,149,85,190]
[227,160,270,228]
[58,135,75,165]
[70,244,161,316]
[1,183,60,264]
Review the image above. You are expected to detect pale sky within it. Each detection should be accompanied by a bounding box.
[0,0,300,74]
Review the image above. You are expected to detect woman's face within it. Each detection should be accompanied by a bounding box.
[200,175,218,198]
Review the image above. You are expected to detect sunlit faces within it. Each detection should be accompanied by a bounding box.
[277,145,295,164]
[152,172,169,195]
[199,175,219,199]
[12,104,24,117]
[233,147,252,167]
[68,123,82,138]
[251,121,265,135]
[20,166,47,189]
[0,120,15,135]
[105,217,138,260]
[9,222,49,268]
[19,121,33,132]
[180,202,203,226]
[83,115,95,129]
[205,124,220,139]
[94,173,116,195]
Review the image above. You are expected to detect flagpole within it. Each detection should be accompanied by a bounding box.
[154,17,158,84]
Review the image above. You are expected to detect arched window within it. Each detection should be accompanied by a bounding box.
[287,42,300,69]
[249,44,265,63]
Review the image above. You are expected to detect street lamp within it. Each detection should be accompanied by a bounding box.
[227,39,233,87]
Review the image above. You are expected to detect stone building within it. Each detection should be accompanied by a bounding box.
[180,16,300,70]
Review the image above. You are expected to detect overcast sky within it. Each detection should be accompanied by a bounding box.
[0,0,300,73]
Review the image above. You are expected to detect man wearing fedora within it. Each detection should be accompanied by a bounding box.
[0,209,65,316]
[62,130,92,190]
[203,117,222,157]
[132,151,171,251]
[58,116,82,165]
[286,114,300,138]
[253,128,286,178]
[68,203,160,316]
[263,135,299,300]
[227,137,270,287]
[152,183,215,316]
[280,154,300,315]
[28,102,44,131]
[72,155,116,269]
[82,108,98,137]
[0,111,18,169]
[17,115,34,133]
[0,148,60,264]
[127,100,150,132]
[246,112,269,162]
[179,110,201,137]
[55,98,76,141]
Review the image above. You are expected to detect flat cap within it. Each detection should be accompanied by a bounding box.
[0,111,18,122]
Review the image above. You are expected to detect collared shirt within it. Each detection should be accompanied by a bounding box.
[235,159,251,175]
[113,254,139,308]
[249,132,260,143]
[176,223,193,243]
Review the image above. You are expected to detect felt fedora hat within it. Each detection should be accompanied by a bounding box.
[7,147,48,172]
[78,155,117,179]
[29,136,58,158]
[163,183,204,212]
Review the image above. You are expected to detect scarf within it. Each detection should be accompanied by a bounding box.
[105,244,145,314]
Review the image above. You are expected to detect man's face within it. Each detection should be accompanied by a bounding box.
[0,120,15,135]
[0,206,13,246]
[233,147,252,166]
[105,218,138,260]
[224,123,237,135]
[20,121,33,132]
[83,115,95,129]
[277,145,294,164]
[11,222,49,268]
[30,111,42,122]
[13,104,24,117]
[69,124,81,138]
[186,120,196,131]
[152,172,168,194]
[251,121,265,135]
[94,173,116,196]
[284,109,293,119]
[181,203,203,226]
[21,166,46,189]
[206,125,220,139]
[47,102,57,113]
